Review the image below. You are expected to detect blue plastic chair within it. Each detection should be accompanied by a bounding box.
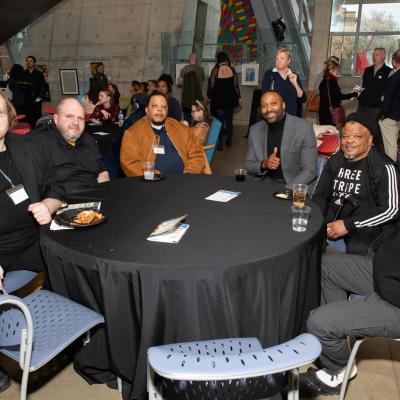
[3,270,38,293]
[339,294,400,400]
[0,290,105,400]
[204,118,222,164]
[147,333,321,400]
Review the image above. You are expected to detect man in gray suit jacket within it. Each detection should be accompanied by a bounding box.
[245,90,317,188]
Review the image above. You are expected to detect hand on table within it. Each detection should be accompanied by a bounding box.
[327,220,348,240]
[262,147,280,170]
[28,202,52,225]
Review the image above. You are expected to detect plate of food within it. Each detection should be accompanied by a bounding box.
[273,190,293,200]
[55,208,107,228]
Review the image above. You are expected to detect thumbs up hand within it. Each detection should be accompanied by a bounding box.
[262,147,281,170]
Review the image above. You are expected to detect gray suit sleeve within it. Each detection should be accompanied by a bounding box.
[288,123,317,185]
[245,126,262,175]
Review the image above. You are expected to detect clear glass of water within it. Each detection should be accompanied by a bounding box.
[291,205,311,232]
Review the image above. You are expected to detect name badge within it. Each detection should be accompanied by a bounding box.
[6,184,29,205]
[378,75,382,79]
[153,145,165,154]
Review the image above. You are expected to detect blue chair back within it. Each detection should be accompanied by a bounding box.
[204,118,222,164]
[3,270,38,293]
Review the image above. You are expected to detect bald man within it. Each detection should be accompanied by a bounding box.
[30,98,109,194]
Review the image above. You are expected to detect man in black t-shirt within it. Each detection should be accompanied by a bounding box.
[30,98,110,195]
[313,112,399,256]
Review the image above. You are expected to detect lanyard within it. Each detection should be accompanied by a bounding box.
[0,167,14,187]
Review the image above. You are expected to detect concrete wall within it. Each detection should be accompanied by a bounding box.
[16,0,186,103]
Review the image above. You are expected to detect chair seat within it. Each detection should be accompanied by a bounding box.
[3,270,38,293]
[148,333,321,381]
[0,290,104,371]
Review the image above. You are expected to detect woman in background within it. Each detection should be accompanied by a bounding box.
[319,59,358,125]
[261,48,306,116]
[90,88,120,123]
[82,78,106,114]
[7,64,26,115]
[207,51,240,150]
[157,74,182,121]
[191,100,211,145]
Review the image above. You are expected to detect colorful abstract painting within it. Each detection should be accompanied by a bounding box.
[218,0,258,62]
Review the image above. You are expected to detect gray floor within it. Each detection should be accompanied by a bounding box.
[2,125,400,399]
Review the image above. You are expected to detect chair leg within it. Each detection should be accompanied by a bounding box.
[147,362,163,399]
[287,368,299,400]
[339,339,364,400]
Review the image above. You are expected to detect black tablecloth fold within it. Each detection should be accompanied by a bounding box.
[41,174,324,400]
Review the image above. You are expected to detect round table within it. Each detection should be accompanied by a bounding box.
[40,174,324,400]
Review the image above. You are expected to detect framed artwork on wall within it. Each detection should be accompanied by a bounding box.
[241,63,259,86]
[59,69,79,95]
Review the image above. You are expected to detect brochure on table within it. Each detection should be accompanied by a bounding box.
[205,190,241,202]
[147,214,189,244]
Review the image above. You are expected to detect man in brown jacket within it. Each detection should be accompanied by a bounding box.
[120,92,205,176]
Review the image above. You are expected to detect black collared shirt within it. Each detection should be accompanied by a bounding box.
[30,123,106,195]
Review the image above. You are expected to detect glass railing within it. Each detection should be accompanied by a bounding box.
[161,30,306,81]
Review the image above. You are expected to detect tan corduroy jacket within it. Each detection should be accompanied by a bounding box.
[120,116,206,176]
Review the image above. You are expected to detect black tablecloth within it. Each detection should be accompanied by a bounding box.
[85,122,120,155]
[40,174,324,400]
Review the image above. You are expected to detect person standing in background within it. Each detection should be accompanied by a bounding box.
[177,53,205,123]
[357,48,391,149]
[261,48,306,117]
[24,56,46,128]
[207,51,241,150]
[7,64,26,116]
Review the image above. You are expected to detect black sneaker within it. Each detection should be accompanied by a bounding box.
[300,367,342,397]
[0,369,11,393]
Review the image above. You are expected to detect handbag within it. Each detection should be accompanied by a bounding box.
[306,90,320,112]
[326,79,346,126]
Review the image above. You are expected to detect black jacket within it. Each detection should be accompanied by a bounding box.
[313,147,399,255]
[373,227,400,308]
[381,69,400,121]
[29,123,105,196]
[5,133,64,202]
[358,64,392,108]
[319,74,355,125]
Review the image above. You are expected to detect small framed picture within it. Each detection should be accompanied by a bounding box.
[59,69,79,95]
[90,62,103,76]
[241,63,259,86]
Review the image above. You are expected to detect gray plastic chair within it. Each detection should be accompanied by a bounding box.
[3,270,38,293]
[0,290,105,400]
[339,294,400,400]
[147,333,321,400]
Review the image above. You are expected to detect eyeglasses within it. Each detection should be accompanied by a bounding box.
[60,113,85,122]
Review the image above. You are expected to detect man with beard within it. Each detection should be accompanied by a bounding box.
[312,112,399,256]
[245,90,317,187]
[30,98,109,194]
[120,92,205,176]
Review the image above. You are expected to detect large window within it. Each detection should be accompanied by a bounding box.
[329,0,400,75]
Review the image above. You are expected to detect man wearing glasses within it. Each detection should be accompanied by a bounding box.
[30,98,109,195]
[312,112,399,256]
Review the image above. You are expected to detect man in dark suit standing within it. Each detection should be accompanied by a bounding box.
[357,48,391,120]
[24,56,46,129]
[379,49,400,162]
[245,90,317,188]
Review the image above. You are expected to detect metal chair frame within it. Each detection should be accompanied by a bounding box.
[0,290,104,400]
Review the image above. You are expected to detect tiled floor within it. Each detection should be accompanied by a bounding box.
[2,125,400,399]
